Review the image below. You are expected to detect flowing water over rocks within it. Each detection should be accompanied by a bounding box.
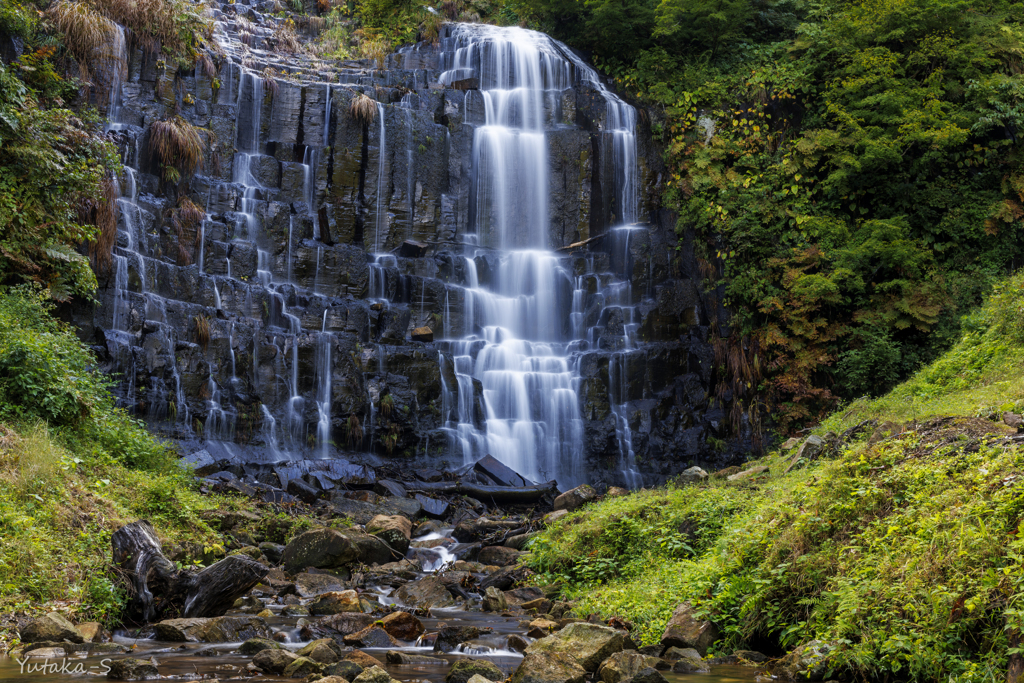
[66,0,752,490]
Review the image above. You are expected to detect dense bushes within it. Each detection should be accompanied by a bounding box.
[527,274,1024,682]
[514,0,1024,429]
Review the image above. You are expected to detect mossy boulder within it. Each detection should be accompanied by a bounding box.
[446,657,506,683]
[525,622,625,671]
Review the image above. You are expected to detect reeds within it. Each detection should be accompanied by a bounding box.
[192,314,210,350]
[149,115,206,183]
[359,38,389,69]
[346,414,363,448]
[171,196,205,265]
[86,174,119,272]
[349,91,377,125]
[420,12,443,44]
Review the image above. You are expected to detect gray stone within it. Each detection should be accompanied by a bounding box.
[154,616,272,643]
[525,623,625,671]
[597,652,665,683]
[106,658,159,680]
[482,585,509,612]
[446,658,506,683]
[239,637,281,655]
[511,652,587,683]
[395,575,456,610]
[553,485,597,512]
[660,603,719,656]
[479,545,522,567]
[20,612,84,644]
[281,527,394,573]
[677,466,708,484]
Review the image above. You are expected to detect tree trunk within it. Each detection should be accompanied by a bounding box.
[112,520,269,624]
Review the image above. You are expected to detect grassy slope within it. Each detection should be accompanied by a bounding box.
[526,275,1024,683]
[0,289,326,651]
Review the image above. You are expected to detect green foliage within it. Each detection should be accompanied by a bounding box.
[0,61,120,300]
[529,277,1024,681]
[544,0,1024,427]
[0,286,171,468]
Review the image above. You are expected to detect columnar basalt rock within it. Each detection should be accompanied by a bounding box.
[67,9,751,490]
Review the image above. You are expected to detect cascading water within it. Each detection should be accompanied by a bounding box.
[436,24,640,488]
[83,6,679,486]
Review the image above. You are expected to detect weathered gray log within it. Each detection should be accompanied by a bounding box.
[403,480,556,502]
[456,481,557,502]
[112,520,268,624]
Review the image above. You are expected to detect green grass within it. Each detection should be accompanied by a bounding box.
[526,272,1024,683]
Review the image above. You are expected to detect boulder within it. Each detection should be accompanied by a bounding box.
[606,487,629,497]
[726,466,770,482]
[411,327,434,342]
[239,637,281,655]
[662,646,702,661]
[659,603,718,656]
[597,652,665,683]
[367,515,413,555]
[543,510,569,524]
[508,634,530,653]
[20,612,85,643]
[353,665,402,683]
[434,625,481,652]
[511,652,587,683]
[259,542,286,564]
[795,435,826,460]
[154,616,272,643]
[395,575,456,609]
[525,622,625,671]
[521,598,553,614]
[780,437,800,450]
[343,625,399,648]
[281,527,394,573]
[344,650,384,668]
[283,656,325,678]
[253,648,300,674]
[379,611,424,641]
[297,638,345,664]
[482,586,509,612]
[296,572,347,597]
[386,650,445,664]
[77,622,107,643]
[479,546,522,567]
[676,466,708,484]
[553,485,597,512]
[775,640,834,681]
[309,590,363,615]
[625,668,670,683]
[302,613,376,640]
[669,649,709,674]
[446,658,506,683]
[326,661,365,681]
[734,649,768,663]
[106,657,159,680]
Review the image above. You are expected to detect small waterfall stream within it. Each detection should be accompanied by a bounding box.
[435,25,641,487]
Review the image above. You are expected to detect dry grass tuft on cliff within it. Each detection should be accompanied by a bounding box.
[349,92,377,124]
[149,115,207,183]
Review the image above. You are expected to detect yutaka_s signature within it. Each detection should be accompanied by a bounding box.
[16,656,112,675]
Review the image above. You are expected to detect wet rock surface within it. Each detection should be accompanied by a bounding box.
[63,0,752,496]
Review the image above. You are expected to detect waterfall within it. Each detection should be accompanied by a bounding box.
[436,24,640,488]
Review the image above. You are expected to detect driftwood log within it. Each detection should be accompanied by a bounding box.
[112,520,268,624]
[402,480,557,502]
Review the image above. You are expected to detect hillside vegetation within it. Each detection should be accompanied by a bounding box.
[526,272,1024,682]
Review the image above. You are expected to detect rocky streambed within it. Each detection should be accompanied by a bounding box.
[0,468,772,683]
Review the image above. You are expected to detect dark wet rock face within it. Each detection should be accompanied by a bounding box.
[67,6,749,494]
